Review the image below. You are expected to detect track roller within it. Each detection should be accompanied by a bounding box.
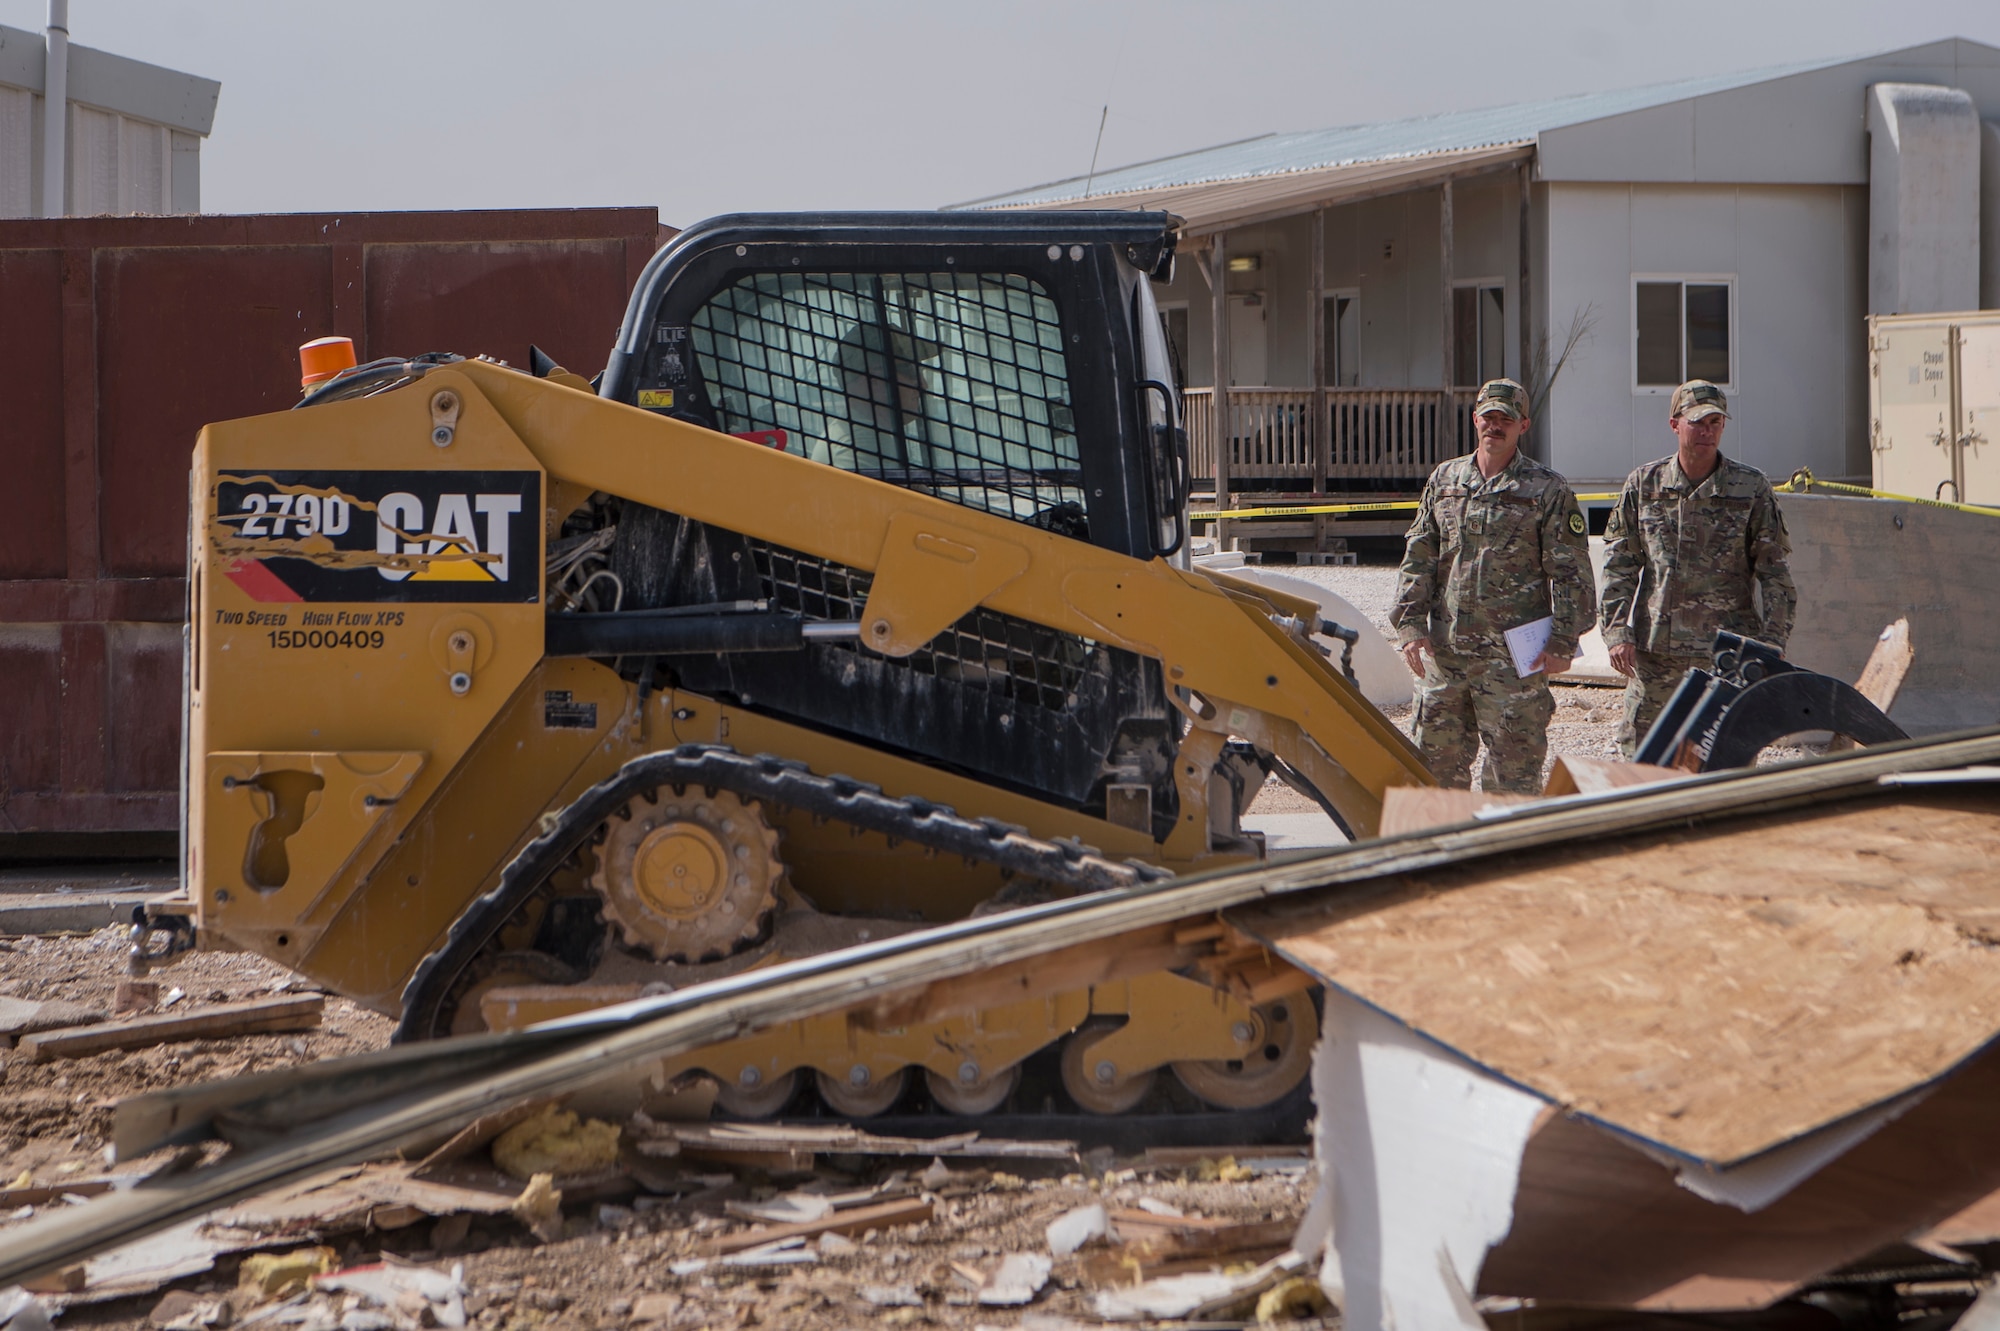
[715,1066,800,1119]
[925,1063,1020,1116]
[1061,1018,1157,1114]
[815,1065,908,1117]
[1172,998,1319,1110]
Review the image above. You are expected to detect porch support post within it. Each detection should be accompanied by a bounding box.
[1440,179,1456,459]
[1210,232,1232,551]
[1311,207,1328,550]
[1518,158,1534,452]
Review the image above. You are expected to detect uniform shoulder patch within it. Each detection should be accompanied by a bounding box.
[1568,512,1587,535]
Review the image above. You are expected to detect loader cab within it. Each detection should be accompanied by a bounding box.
[601,212,1186,560]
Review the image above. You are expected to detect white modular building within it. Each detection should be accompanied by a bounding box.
[963,38,2000,521]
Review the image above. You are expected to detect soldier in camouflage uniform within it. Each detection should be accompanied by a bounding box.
[1600,380,1797,757]
[1392,379,1597,793]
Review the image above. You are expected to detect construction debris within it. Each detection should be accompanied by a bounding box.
[219,1161,521,1234]
[236,1246,337,1299]
[958,1252,1051,1305]
[700,1195,934,1254]
[1045,1202,1110,1257]
[19,994,322,1063]
[0,997,106,1047]
[1091,1250,1312,1321]
[507,1173,563,1244]
[6,732,2000,1331]
[488,1106,621,1180]
[316,1256,469,1327]
[1088,1210,1296,1280]
[0,1289,50,1331]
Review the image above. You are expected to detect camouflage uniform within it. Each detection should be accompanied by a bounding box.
[1600,428,1797,757]
[1392,397,1597,793]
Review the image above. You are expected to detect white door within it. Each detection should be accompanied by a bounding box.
[1957,321,2000,507]
[1227,294,1268,387]
[1872,322,1954,501]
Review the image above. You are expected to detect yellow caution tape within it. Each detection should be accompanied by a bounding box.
[1202,469,2000,522]
[1775,467,2000,518]
[1197,493,1622,521]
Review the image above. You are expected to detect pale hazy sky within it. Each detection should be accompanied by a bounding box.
[5,0,1999,226]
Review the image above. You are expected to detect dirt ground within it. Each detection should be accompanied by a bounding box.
[0,557,1642,1329]
[1,924,1313,1330]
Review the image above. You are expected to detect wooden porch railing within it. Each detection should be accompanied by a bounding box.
[1184,387,1482,487]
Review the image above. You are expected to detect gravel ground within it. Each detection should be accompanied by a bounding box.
[0,928,394,1185]
[2,931,1313,1331]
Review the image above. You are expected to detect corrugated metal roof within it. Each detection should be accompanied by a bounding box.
[1002,143,1534,237]
[955,54,1855,210]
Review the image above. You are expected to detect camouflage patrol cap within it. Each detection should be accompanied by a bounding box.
[1473,378,1530,420]
[1671,380,1729,421]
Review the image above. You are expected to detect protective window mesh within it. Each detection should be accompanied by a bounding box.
[691,272,1084,523]
[749,538,1090,714]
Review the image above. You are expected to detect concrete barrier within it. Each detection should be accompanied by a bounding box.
[1780,493,2000,734]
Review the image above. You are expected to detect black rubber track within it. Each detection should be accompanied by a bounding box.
[395,744,1169,1044]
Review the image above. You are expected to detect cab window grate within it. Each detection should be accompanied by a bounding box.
[693,272,1086,527]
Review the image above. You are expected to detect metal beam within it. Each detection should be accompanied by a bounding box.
[1440,179,1456,454]
[1519,158,1535,454]
[1311,208,1328,539]
[1211,233,1231,551]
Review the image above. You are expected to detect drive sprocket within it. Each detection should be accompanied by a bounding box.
[589,788,783,962]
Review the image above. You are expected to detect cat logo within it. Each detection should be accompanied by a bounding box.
[213,469,541,604]
[374,491,522,583]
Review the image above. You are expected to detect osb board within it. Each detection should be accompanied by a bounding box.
[1478,1044,2000,1308]
[1233,789,2000,1164]
[1377,787,1533,836]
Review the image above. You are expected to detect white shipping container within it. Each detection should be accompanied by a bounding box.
[1867,312,2000,507]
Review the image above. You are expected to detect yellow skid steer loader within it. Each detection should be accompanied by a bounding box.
[183,212,1431,1126]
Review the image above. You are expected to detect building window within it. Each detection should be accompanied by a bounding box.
[1634,277,1733,389]
[1322,291,1359,386]
[1453,282,1505,386]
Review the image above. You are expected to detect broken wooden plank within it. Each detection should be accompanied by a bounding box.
[219,1161,518,1234]
[0,1179,115,1209]
[1378,787,1534,837]
[0,997,107,1044]
[701,1196,934,1254]
[411,1097,559,1170]
[1110,1210,1298,1255]
[1830,618,1915,753]
[1855,618,1915,713]
[1542,757,1687,799]
[20,996,323,1063]
[1080,1213,1297,1283]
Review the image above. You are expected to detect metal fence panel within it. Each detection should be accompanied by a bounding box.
[0,208,661,834]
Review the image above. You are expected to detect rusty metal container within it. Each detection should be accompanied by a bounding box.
[0,208,663,837]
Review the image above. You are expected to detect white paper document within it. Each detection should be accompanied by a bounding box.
[1503,616,1554,678]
